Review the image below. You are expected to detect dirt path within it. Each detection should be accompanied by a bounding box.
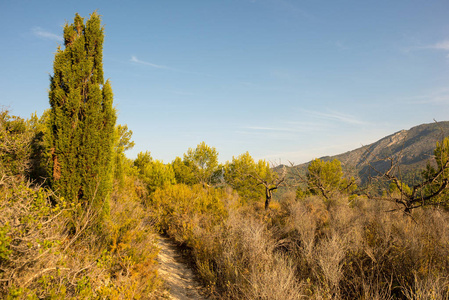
[157,235,208,300]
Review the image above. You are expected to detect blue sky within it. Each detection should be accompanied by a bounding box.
[1,0,449,164]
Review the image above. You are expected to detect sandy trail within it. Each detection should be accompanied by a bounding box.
[157,235,208,300]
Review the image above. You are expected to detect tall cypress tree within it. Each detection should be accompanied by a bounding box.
[48,12,116,216]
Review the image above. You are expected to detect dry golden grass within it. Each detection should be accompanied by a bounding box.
[153,184,449,299]
[281,193,449,299]
[0,173,163,299]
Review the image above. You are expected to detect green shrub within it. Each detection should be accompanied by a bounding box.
[151,184,227,244]
[0,223,12,261]
[0,110,33,177]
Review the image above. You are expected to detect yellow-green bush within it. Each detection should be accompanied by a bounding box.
[147,162,449,299]
[150,184,306,298]
[96,169,163,299]
[0,176,68,298]
[0,172,163,299]
[151,184,228,245]
[0,110,34,177]
[0,110,162,298]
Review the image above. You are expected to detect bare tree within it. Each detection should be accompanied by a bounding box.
[365,135,449,213]
[249,166,287,210]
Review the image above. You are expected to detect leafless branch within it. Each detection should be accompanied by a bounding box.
[364,134,449,213]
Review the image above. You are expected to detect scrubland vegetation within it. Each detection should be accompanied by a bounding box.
[2,11,449,300]
[0,108,163,299]
[145,154,449,299]
[0,13,162,299]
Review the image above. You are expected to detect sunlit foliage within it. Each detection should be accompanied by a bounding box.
[224,151,274,203]
[183,141,219,186]
[300,158,357,202]
[47,12,116,219]
[134,151,176,195]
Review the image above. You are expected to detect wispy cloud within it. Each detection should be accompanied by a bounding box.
[246,121,327,133]
[272,0,316,21]
[404,88,449,105]
[130,55,210,77]
[237,127,296,140]
[428,40,449,51]
[261,141,364,165]
[239,121,326,141]
[246,126,298,132]
[417,39,449,58]
[130,56,174,70]
[32,27,62,42]
[301,109,366,125]
[403,39,449,57]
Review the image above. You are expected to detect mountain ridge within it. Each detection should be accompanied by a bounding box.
[290,121,449,185]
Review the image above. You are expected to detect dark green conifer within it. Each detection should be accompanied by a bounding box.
[47,12,116,216]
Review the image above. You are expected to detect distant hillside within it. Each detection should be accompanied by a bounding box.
[290,121,449,185]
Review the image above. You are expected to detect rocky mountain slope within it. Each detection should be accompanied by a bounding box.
[291,121,449,185]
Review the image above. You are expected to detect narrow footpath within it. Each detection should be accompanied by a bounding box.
[157,235,208,300]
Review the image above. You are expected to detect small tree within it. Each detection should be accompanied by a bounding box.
[377,136,449,212]
[113,124,135,186]
[183,141,219,186]
[224,152,261,202]
[47,12,116,218]
[134,151,152,171]
[305,158,356,202]
[252,161,286,210]
[0,110,33,177]
[224,152,285,209]
[171,156,196,185]
[134,152,176,194]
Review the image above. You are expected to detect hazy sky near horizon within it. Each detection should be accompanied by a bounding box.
[1,0,449,164]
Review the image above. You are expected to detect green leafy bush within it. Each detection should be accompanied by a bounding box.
[151,184,227,244]
[0,110,33,177]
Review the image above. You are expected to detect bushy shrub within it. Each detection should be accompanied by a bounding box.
[150,184,306,299]
[0,109,162,298]
[150,180,446,299]
[0,175,68,298]
[150,184,228,244]
[134,151,176,195]
[0,170,162,299]
[0,109,34,177]
[279,194,449,299]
